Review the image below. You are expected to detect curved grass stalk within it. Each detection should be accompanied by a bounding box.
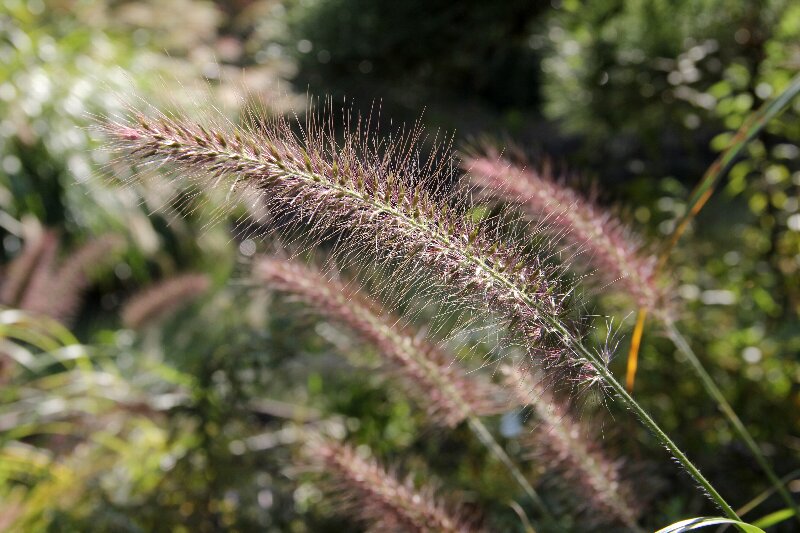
[660,72,800,266]
[627,73,800,394]
[108,110,738,519]
[663,320,800,525]
[648,71,800,528]
[255,258,553,521]
[508,499,538,533]
[736,468,800,518]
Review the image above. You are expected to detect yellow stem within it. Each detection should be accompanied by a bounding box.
[625,308,648,392]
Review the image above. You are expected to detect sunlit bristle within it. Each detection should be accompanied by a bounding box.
[464,150,669,313]
[255,256,507,427]
[504,365,641,529]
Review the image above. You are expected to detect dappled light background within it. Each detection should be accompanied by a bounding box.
[1,0,799,531]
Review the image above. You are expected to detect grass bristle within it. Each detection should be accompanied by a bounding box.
[307,436,482,533]
[504,364,641,529]
[464,150,669,313]
[254,256,507,427]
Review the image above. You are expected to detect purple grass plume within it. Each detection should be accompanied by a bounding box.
[121,273,212,329]
[464,151,668,312]
[504,364,641,530]
[307,436,483,533]
[255,256,507,427]
[103,109,591,377]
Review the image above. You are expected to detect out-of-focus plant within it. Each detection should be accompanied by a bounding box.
[537,2,800,520]
[0,0,300,282]
[0,218,124,324]
[0,308,190,530]
[1,1,799,532]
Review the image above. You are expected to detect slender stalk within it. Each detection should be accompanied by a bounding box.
[660,71,800,267]
[663,320,800,525]
[508,500,538,533]
[542,314,739,520]
[628,74,800,398]
[110,113,736,516]
[449,224,739,518]
[737,468,800,518]
[650,72,800,526]
[466,416,554,524]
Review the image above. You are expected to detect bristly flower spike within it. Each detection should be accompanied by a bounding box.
[255,256,506,427]
[104,108,598,380]
[504,365,642,530]
[307,436,482,533]
[464,150,668,312]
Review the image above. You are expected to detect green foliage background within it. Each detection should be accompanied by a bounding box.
[0,0,798,531]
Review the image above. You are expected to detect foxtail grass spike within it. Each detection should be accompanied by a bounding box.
[255,256,505,427]
[104,111,579,375]
[464,151,667,313]
[307,436,482,533]
[505,365,641,530]
[121,273,211,329]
